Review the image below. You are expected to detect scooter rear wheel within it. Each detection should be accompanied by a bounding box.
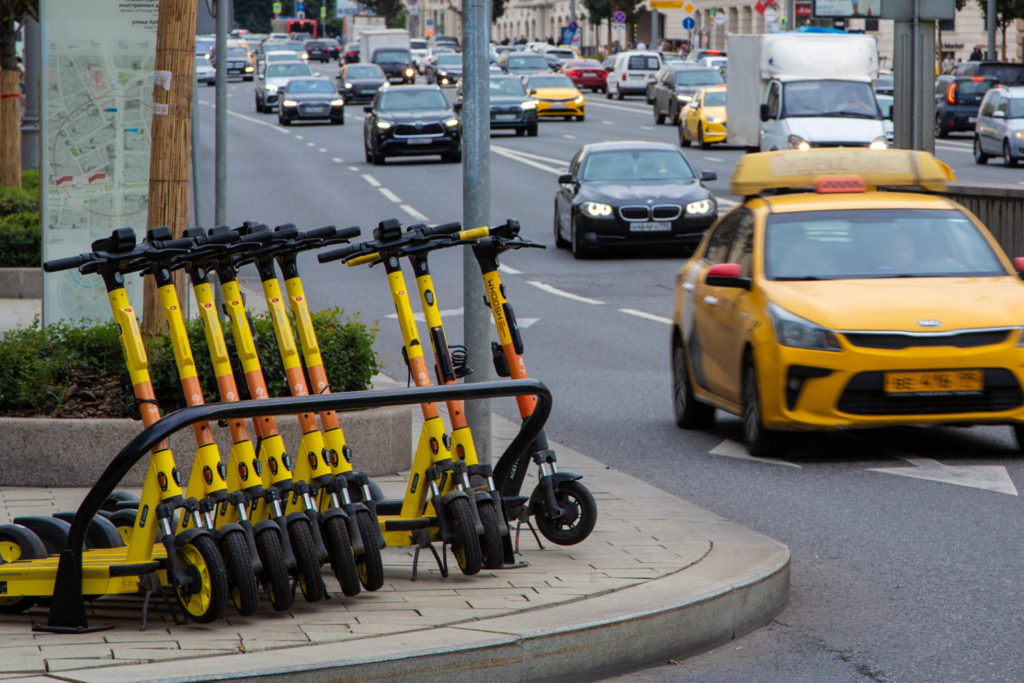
[446,497,482,576]
[322,515,361,597]
[255,526,293,611]
[0,525,47,613]
[288,517,326,603]
[220,529,259,616]
[175,534,228,623]
[477,498,506,570]
[109,509,138,545]
[535,480,597,546]
[354,509,384,591]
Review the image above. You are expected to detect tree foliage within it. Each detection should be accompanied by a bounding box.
[974,0,1024,58]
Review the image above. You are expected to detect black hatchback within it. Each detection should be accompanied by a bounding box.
[934,75,998,137]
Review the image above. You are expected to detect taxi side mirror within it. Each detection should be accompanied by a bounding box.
[705,263,751,290]
[759,103,770,121]
[1014,256,1024,280]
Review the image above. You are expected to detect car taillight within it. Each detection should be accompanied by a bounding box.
[622,72,627,80]
[947,82,956,104]
[568,70,580,77]
[599,70,607,78]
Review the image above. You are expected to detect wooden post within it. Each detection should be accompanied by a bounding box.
[0,8,21,189]
[143,0,198,337]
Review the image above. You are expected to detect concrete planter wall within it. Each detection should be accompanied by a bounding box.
[0,407,411,487]
[0,267,42,298]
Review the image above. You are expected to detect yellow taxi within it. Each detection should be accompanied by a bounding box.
[671,148,1024,456]
[522,73,586,121]
[679,85,727,149]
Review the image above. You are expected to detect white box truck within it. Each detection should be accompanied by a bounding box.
[726,33,887,152]
[359,28,414,84]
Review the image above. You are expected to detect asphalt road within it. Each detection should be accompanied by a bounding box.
[196,69,1024,682]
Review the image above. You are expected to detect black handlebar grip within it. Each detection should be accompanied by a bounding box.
[205,229,238,245]
[43,253,90,273]
[422,221,462,236]
[318,244,361,263]
[335,225,362,240]
[303,225,336,240]
[492,219,520,239]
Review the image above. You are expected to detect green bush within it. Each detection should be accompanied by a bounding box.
[0,307,381,418]
[0,211,41,267]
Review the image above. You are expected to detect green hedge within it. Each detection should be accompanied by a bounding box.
[0,169,40,267]
[0,307,381,418]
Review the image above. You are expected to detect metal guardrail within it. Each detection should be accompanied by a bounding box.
[42,379,552,631]
[945,182,1024,257]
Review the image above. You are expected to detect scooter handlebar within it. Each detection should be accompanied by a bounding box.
[317,243,363,264]
[43,253,92,273]
[304,225,337,240]
[419,221,462,237]
[346,251,380,267]
[333,225,361,241]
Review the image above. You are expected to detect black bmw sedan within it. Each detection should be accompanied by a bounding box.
[553,141,717,258]
[363,85,461,164]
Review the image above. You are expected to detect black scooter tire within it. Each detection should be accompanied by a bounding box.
[255,526,293,611]
[175,534,228,624]
[289,517,326,603]
[354,509,384,591]
[535,480,597,546]
[477,498,506,570]
[0,524,47,613]
[109,509,138,545]
[322,515,361,597]
[220,529,260,616]
[446,497,482,576]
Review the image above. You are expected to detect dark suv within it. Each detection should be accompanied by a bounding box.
[363,85,461,164]
[372,47,416,84]
[952,61,1024,86]
[934,74,998,137]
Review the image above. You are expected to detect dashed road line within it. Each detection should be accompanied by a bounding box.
[499,264,521,275]
[295,135,304,140]
[703,156,723,162]
[401,204,429,221]
[332,157,344,163]
[379,187,402,202]
[620,308,671,324]
[306,142,316,147]
[362,174,381,187]
[563,134,577,139]
[349,165,360,171]
[319,147,328,153]
[602,120,614,125]
[526,280,604,305]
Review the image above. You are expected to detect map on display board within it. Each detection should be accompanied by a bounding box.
[40,0,159,324]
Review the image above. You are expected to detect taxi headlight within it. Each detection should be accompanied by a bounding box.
[685,199,714,216]
[376,120,393,129]
[788,135,811,151]
[331,99,344,107]
[584,202,613,217]
[767,302,841,352]
[869,137,888,150]
[405,67,415,78]
[574,95,585,104]
[282,99,298,107]
[705,116,722,123]
[522,100,537,109]
[301,53,309,60]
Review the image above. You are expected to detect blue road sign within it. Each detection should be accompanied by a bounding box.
[569,20,578,29]
[682,16,696,29]
[613,10,626,23]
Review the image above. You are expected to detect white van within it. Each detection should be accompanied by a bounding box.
[605,51,662,100]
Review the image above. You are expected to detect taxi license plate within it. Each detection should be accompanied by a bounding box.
[883,370,983,394]
[547,104,568,111]
[631,222,671,232]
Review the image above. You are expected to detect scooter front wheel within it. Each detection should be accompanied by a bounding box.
[322,515,361,597]
[0,524,47,613]
[477,498,506,569]
[288,517,326,603]
[220,529,259,616]
[255,526,293,611]
[535,480,597,546]
[354,509,384,590]
[446,497,482,576]
[175,534,228,623]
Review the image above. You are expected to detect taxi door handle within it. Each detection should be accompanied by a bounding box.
[703,295,718,307]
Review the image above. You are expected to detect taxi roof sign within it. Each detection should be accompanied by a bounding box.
[730,149,955,197]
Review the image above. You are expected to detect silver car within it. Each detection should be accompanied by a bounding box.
[255,60,313,113]
[974,86,1024,167]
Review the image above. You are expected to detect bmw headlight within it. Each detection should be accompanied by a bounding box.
[869,136,888,150]
[767,302,841,352]
[788,135,811,151]
[282,99,298,107]
[584,202,613,217]
[522,100,537,109]
[444,117,459,127]
[574,95,585,104]
[265,84,279,92]
[330,99,344,106]
[376,120,393,129]
[685,199,714,216]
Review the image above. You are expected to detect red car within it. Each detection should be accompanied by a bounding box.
[561,59,608,93]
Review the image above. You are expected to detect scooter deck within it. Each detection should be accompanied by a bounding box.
[0,546,167,598]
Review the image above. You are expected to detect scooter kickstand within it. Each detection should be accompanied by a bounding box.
[139,573,184,630]
[411,529,447,580]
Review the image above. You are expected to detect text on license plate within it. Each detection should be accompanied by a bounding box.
[494,114,518,121]
[406,138,433,145]
[630,222,671,232]
[883,369,983,394]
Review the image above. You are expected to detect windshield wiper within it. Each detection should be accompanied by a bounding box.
[772,275,831,281]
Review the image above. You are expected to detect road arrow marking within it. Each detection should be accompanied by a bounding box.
[867,457,1018,496]
[709,439,801,468]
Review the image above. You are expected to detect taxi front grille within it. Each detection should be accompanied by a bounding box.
[842,329,1012,349]
[837,369,1022,415]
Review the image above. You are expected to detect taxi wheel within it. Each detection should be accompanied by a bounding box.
[743,361,788,458]
[698,126,710,149]
[1004,140,1018,167]
[679,123,687,147]
[974,137,989,165]
[672,338,715,430]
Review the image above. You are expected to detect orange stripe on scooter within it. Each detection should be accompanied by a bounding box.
[180,374,216,445]
[502,343,537,417]
[244,370,280,438]
[407,354,441,420]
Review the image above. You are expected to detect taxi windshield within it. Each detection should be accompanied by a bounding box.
[703,90,726,106]
[582,149,695,181]
[764,209,1006,280]
[527,75,574,89]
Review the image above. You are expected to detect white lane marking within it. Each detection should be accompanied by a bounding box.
[587,99,653,115]
[362,174,381,187]
[868,456,1018,496]
[703,156,723,162]
[492,146,564,175]
[563,134,577,139]
[717,197,739,208]
[499,264,521,275]
[349,165,360,171]
[350,114,365,122]
[306,142,316,147]
[710,439,801,468]
[295,135,305,140]
[934,141,972,153]
[318,148,328,153]
[640,125,654,130]
[602,120,614,125]
[620,308,672,324]
[332,157,344,163]
[492,145,567,166]
[401,204,429,221]
[526,280,604,305]
[379,187,402,202]
[221,107,290,134]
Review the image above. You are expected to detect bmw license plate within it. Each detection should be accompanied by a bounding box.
[884,369,983,394]
[630,222,671,232]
